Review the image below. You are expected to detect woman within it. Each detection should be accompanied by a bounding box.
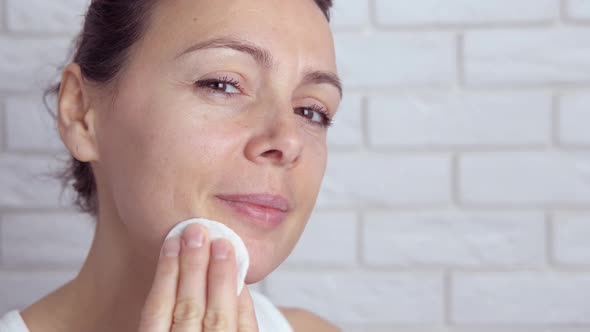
[0,0,342,331]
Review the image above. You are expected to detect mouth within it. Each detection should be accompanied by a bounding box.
[215,193,291,228]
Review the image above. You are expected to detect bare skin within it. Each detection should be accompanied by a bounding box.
[20,0,341,331]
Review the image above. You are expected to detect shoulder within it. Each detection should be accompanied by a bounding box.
[278,307,341,332]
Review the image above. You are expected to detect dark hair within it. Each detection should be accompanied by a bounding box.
[45,0,333,217]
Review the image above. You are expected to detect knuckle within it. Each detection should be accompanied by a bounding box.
[181,255,206,270]
[203,310,228,331]
[238,321,259,332]
[172,298,204,324]
[157,259,177,276]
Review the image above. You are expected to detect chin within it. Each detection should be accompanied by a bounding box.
[244,260,279,284]
[242,241,286,284]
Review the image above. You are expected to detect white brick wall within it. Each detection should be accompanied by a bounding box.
[375,0,559,26]
[362,211,546,267]
[460,152,590,205]
[6,0,88,33]
[559,93,590,145]
[266,271,444,325]
[284,211,358,267]
[318,153,451,207]
[327,94,364,149]
[553,212,590,264]
[452,272,590,324]
[464,28,590,86]
[5,97,64,151]
[566,0,590,20]
[369,92,551,147]
[1,212,93,267]
[335,33,455,87]
[1,1,590,331]
[0,37,71,91]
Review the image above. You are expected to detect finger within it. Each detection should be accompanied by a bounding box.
[204,239,238,332]
[138,236,181,332]
[238,287,259,332]
[172,224,210,332]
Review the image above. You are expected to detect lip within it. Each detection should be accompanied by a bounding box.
[215,193,291,227]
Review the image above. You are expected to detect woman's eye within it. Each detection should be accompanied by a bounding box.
[294,105,333,128]
[208,82,240,94]
[195,77,242,95]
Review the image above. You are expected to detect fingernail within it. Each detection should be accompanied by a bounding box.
[184,226,205,249]
[161,237,181,257]
[212,240,231,260]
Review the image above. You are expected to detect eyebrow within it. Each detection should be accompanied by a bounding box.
[176,36,343,99]
[301,70,343,99]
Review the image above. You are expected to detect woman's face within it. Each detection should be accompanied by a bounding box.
[91,0,340,282]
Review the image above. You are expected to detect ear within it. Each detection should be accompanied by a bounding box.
[57,63,100,162]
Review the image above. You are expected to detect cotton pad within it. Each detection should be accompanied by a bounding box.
[165,218,250,295]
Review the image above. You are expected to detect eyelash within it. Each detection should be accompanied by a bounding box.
[194,77,334,128]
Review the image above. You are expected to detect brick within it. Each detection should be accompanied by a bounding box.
[369,92,551,147]
[266,271,444,324]
[465,28,590,85]
[284,211,357,266]
[567,0,590,20]
[559,93,590,145]
[0,37,71,91]
[0,155,75,208]
[5,97,65,151]
[553,212,590,265]
[317,153,451,207]
[7,0,88,33]
[334,33,455,88]
[375,0,558,25]
[328,94,363,149]
[452,272,590,324]
[330,0,368,28]
[460,152,590,205]
[364,211,545,267]
[1,212,94,267]
[0,270,77,313]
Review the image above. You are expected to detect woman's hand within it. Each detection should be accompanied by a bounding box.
[138,224,259,332]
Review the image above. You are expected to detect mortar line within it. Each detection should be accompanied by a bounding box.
[561,0,569,22]
[356,211,364,266]
[546,210,556,267]
[361,95,370,148]
[335,83,590,94]
[0,97,6,152]
[443,270,452,325]
[368,0,379,28]
[451,154,461,208]
[0,213,3,267]
[373,20,554,32]
[0,0,7,32]
[456,32,465,88]
[552,93,562,148]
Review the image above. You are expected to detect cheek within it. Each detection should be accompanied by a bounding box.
[95,96,240,241]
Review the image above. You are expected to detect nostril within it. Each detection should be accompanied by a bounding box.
[261,149,282,159]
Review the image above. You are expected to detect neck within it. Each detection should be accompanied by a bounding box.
[22,204,160,332]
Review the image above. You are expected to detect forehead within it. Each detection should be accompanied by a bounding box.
[139,0,336,70]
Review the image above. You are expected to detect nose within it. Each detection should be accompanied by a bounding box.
[244,105,303,169]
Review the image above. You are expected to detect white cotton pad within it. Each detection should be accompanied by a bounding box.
[165,218,250,295]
